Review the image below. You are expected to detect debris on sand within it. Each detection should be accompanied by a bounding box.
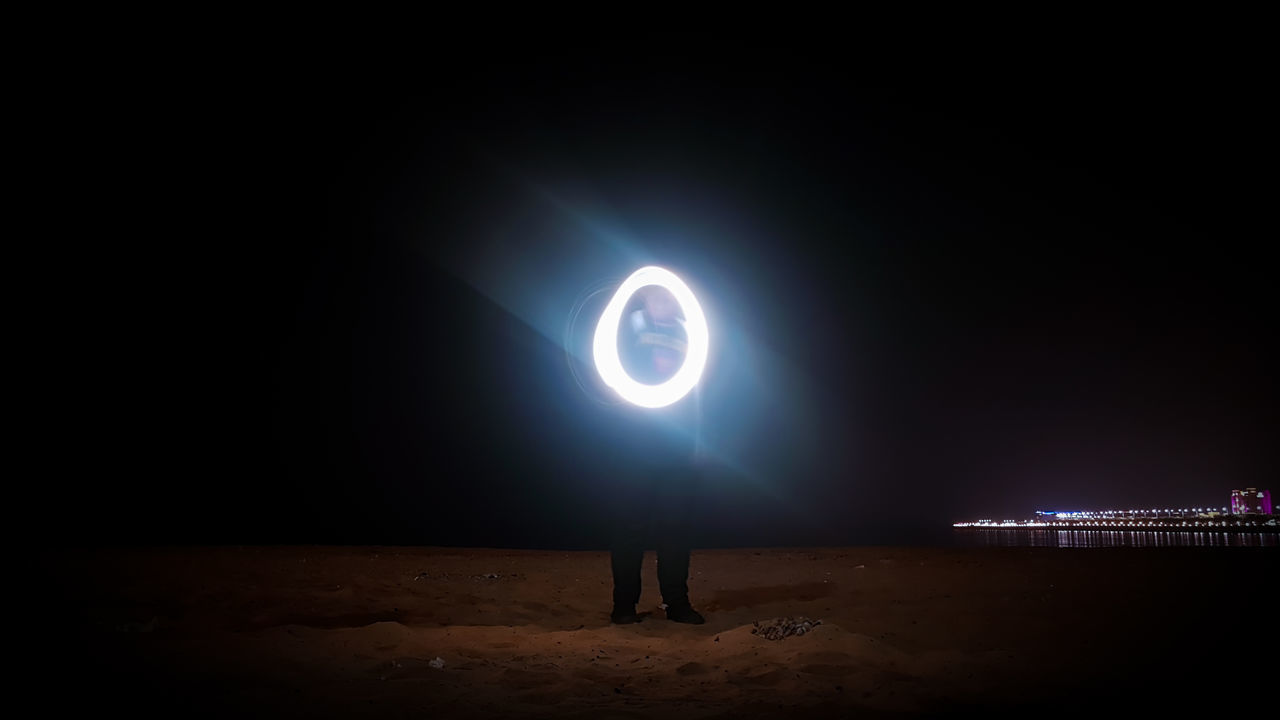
[428,657,445,669]
[750,616,822,641]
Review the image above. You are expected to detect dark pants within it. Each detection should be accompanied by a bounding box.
[609,463,697,609]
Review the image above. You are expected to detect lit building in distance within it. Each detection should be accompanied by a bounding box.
[1230,488,1273,515]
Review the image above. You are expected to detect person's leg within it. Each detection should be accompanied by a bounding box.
[610,541,643,608]
[654,529,690,607]
[609,478,649,622]
[654,464,704,623]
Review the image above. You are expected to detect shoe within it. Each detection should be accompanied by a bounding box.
[665,603,705,624]
[610,605,641,624]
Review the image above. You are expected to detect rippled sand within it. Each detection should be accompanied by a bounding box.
[37,545,1276,717]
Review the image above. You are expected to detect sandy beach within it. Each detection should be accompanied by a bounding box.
[35,545,1276,717]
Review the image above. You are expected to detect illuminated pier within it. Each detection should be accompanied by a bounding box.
[954,495,1278,533]
[953,516,1279,531]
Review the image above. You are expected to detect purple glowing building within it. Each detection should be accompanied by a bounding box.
[1229,488,1272,515]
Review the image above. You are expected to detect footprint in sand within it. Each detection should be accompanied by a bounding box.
[707,582,836,611]
[501,667,562,686]
[798,663,857,677]
[676,661,710,676]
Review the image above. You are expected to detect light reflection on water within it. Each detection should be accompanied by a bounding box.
[957,529,1279,548]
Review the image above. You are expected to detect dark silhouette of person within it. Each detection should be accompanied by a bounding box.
[607,285,706,625]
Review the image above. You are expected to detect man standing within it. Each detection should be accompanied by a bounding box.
[608,285,706,625]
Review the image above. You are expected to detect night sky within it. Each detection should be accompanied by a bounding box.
[45,47,1274,548]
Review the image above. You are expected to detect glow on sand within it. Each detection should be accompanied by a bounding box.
[593,266,709,408]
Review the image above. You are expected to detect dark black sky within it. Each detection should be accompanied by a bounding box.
[40,44,1275,548]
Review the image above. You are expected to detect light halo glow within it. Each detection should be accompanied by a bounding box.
[592,266,708,409]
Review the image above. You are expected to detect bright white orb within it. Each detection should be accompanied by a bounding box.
[592,266,708,408]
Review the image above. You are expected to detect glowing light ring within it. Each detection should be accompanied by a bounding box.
[593,266,708,408]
